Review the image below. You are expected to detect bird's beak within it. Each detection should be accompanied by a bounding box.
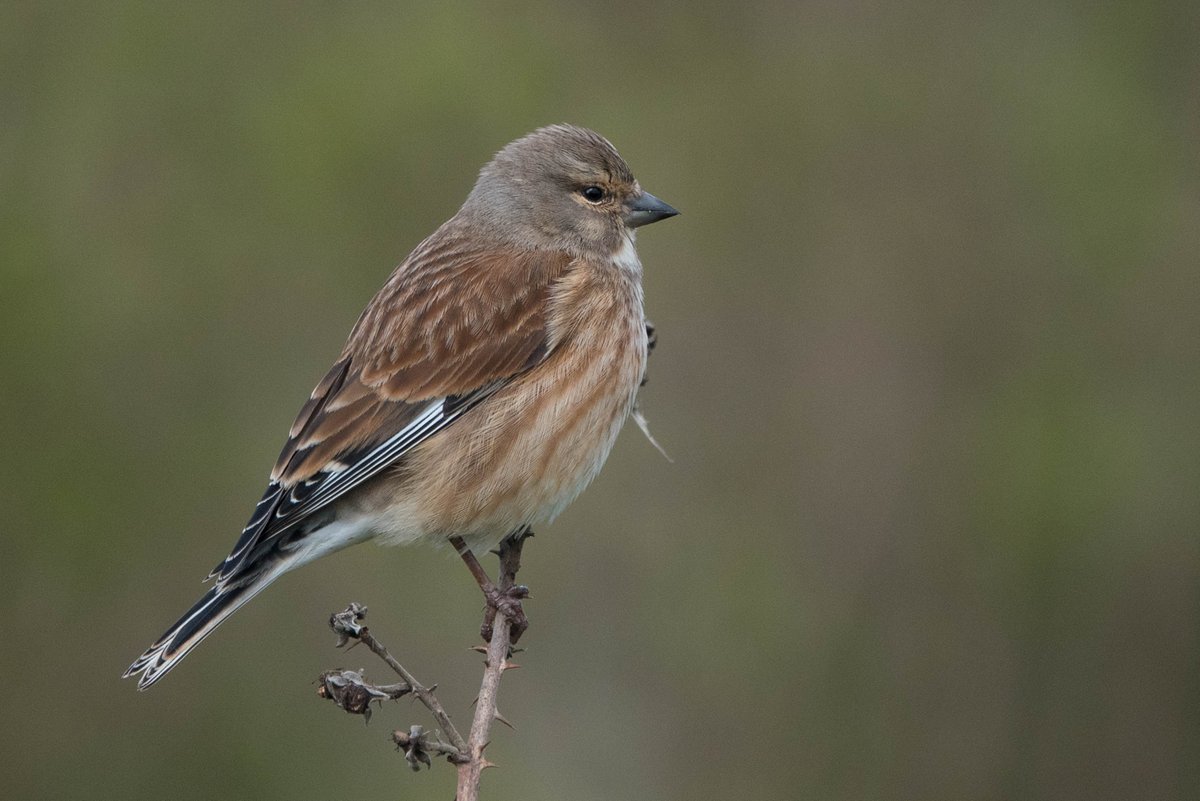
[624,191,679,228]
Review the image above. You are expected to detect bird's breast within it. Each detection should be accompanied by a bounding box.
[373,249,648,549]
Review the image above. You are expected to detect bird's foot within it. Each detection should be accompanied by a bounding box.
[450,529,533,648]
[481,583,529,644]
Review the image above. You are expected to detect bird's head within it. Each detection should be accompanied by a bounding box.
[463,124,678,253]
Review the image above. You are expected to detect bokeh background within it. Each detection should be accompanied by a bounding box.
[3,2,1198,799]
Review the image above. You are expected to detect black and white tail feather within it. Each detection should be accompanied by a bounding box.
[122,556,296,689]
[123,385,500,690]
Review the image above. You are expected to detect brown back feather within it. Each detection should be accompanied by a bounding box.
[270,228,572,486]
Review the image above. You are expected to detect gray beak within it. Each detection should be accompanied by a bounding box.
[624,191,679,228]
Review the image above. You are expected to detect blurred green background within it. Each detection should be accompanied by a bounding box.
[3,2,1198,799]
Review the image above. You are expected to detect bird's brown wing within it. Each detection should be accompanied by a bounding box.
[209,233,572,584]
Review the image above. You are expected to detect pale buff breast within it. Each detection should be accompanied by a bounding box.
[364,243,648,550]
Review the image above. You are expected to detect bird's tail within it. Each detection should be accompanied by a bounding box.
[123,557,293,690]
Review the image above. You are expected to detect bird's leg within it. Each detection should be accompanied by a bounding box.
[491,528,532,643]
[449,529,532,644]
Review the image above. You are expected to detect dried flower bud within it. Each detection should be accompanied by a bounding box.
[393,725,433,771]
[317,669,409,723]
[329,602,368,647]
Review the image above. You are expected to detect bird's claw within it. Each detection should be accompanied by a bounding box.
[481,584,530,644]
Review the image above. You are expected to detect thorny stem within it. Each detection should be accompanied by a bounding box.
[329,604,468,760]
[323,530,531,800]
[454,531,529,801]
[361,630,469,758]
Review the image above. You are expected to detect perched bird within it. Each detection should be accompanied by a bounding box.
[124,124,678,689]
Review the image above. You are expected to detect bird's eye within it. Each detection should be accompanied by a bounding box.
[581,185,605,203]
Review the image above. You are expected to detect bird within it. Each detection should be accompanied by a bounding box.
[124,124,678,689]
